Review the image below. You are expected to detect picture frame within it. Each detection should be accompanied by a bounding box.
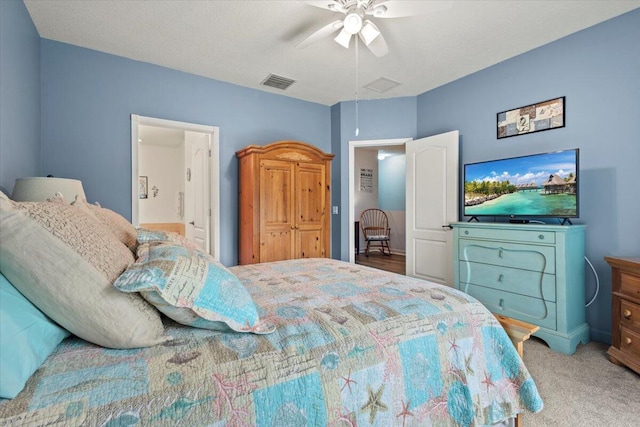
[359,168,374,193]
[138,176,148,199]
[497,96,565,139]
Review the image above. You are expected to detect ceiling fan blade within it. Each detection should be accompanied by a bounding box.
[296,20,344,49]
[305,1,348,14]
[360,19,381,45]
[366,0,453,19]
[361,27,388,57]
[334,28,352,49]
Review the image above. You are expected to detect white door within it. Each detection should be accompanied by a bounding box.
[184,131,210,253]
[406,131,459,285]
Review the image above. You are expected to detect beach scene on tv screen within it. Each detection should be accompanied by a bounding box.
[464,150,577,217]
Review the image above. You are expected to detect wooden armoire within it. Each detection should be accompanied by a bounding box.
[236,141,334,265]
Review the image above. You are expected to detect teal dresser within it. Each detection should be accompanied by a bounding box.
[452,222,589,354]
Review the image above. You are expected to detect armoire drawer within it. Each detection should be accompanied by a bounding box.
[464,284,557,330]
[459,239,556,274]
[456,227,555,244]
[459,261,556,302]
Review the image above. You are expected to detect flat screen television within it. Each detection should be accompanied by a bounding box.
[463,148,579,220]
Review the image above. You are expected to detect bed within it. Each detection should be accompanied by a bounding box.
[0,255,542,426]
[0,190,542,425]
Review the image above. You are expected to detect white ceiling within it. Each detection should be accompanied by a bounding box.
[24,0,639,106]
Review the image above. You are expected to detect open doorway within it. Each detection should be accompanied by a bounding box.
[130,115,221,260]
[348,132,459,284]
[349,138,411,274]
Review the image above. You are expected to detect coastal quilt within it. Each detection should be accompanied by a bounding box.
[0,258,542,426]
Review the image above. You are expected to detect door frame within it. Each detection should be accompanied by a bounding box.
[130,114,221,259]
[348,138,412,263]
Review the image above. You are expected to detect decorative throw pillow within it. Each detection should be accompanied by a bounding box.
[136,228,198,250]
[8,196,133,282]
[70,197,138,249]
[114,241,274,334]
[46,191,65,204]
[88,202,138,248]
[0,273,70,399]
[0,193,169,348]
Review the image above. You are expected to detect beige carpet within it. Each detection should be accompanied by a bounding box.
[522,337,640,426]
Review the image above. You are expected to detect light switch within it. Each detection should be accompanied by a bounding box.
[332,206,339,214]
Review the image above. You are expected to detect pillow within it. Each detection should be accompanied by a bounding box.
[88,202,138,248]
[8,196,134,282]
[114,241,274,334]
[71,197,138,249]
[0,193,169,348]
[136,227,197,250]
[0,273,70,399]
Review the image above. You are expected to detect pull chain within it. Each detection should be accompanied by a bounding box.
[355,35,360,136]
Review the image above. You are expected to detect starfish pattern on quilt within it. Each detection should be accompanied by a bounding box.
[360,383,388,424]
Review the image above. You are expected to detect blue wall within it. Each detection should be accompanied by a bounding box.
[417,9,640,343]
[3,1,638,343]
[0,0,41,194]
[379,155,406,210]
[39,40,331,266]
[333,97,417,260]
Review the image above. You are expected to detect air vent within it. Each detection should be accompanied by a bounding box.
[364,77,401,93]
[261,74,296,90]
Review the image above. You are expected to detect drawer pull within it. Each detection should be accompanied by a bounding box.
[464,230,469,235]
[498,274,504,282]
[498,299,505,310]
[624,337,632,346]
[623,309,632,319]
[498,249,503,258]
[538,234,545,240]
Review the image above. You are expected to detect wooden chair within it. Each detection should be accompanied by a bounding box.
[360,208,391,256]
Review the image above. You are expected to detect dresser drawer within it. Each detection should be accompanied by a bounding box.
[460,261,556,302]
[464,284,557,330]
[620,326,640,359]
[459,239,556,274]
[457,226,555,244]
[620,300,640,333]
[620,272,640,300]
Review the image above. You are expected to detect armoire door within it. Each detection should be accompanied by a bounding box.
[236,140,334,265]
[259,159,294,262]
[295,162,326,258]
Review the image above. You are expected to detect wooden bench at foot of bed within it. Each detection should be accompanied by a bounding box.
[494,314,540,427]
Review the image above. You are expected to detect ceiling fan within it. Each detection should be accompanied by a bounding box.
[296,0,451,57]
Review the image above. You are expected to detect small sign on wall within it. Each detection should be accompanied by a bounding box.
[138,176,148,199]
[359,168,374,193]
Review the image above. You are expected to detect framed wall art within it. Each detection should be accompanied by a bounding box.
[497,96,565,139]
[138,176,148,199]
[359,168,374,193]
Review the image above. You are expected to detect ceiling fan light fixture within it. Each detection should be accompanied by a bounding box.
[360,21,380,45]
[373,4,387,17]
[334,28,352,48]
[343,12,363,34]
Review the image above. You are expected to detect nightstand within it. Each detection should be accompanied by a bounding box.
[605,256,640,374]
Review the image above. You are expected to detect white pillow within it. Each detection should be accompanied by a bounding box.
[0,193,169,349]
